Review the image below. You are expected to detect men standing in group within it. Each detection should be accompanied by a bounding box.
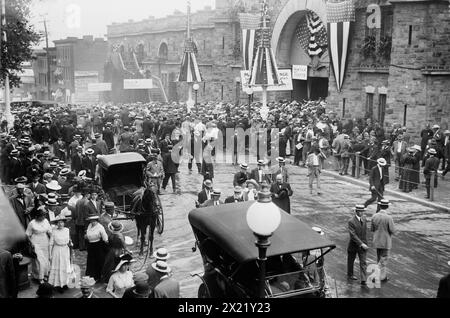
[391,134,407,181]
[233,163,250,188]
[364,158,387,213]
[347,205,369,286]
[371,199,395,283]
[225,187,244,204]
[250,160,271,185]
[423,148,440,199]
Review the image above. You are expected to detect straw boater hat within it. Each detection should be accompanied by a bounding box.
[428,148,437,155]
[412,145,422,152]
[312,227,325,236]
[240,163,248,170]
[86,214,100,222]
[276,157,286,164]
[59,168,70,176]
[378,199,391,207]
[354,205,366,212]
[212,189,221,196]
[108,221,124,234]
[14,176,28,184]
[203,179,213,187]
[46,180,62,191]
[257,160,265,166]
[80,276,96,288]
[246,179,259,189]
[51,214,68,224]
[151,260,171,274]
[153,248,171,261]
[85,149,94,155]
[45,196,59,206]
[377,158,387,166]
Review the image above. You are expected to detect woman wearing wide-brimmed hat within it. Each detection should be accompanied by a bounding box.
[399,147,418,193]
[26,206,52,284]
[106,254,135,298]
[100,221,127,284]
[242,179,259,202]
[48,214,72,292]
[85,215,109,281]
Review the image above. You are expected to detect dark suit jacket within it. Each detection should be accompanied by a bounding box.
[250,168,271,185]
[86,200,101,216]
[200,199,224,208]
[82,156,97,178]
[347,215,368,252]
[368,166,386,192]
[225,196,243,204]
[153,277,180,298]
[233,171,250,187]
[437,274,450,298]
[270,182,293,214]
[197,189,212,205]
[0,249,17,298]
[29,182,47,196]
[71,154,83,174]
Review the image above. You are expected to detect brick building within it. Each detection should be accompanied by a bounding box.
[54,36,108,103]
[106,0,450,142]
[32,48,58,100]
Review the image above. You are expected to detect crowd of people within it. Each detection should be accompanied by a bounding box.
[0,97,449,298]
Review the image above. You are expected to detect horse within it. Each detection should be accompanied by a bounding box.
[130,180,163,257]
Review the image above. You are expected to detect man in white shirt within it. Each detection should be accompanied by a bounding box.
[306,148,322,195]
[391,134,407,181]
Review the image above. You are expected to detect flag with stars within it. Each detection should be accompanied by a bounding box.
[296,10,328,58]
[327,0,355,92]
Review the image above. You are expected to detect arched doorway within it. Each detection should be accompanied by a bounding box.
[272,0,329,101]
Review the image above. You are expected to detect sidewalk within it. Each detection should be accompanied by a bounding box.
[320,166,450,212]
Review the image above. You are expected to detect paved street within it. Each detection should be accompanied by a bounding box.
[18,155,450,298]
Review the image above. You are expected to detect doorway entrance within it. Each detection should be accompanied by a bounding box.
[292,77,329,102]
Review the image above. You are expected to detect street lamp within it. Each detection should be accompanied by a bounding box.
[193,83,200,113]
[245,87,254,120]
[246,185,281,298]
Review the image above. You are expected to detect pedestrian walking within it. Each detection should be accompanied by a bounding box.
[85,214,109,281]
[270,174,293,214]
[306,148,322,195]
[48,215,72,292]
[371,199,395,283]
[364,158,387,213]
[347,205,369,286]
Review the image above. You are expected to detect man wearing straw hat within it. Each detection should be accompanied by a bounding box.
[146,248,171,290]
[78,276,98,298]
[152,261,180,298]
[423,148,440,199]
[364,158,387,213]
[347,205,369,285]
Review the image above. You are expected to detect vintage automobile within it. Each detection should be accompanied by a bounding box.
[97,153,147,212]
[189,202,336,298]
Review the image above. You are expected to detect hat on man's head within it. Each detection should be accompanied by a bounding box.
[378,199,391,207]
[212,189,221,196]
[151,261,171,274]
[14,176,28,184]
[257,160,265,166]
[234,186,243,193]
[46,180,62,191]
[85,149,94,155]
[108,221,124,234]
[153,248,171,261]
[276,157,286,164]
[240,163,248,169]
[377,158,387,166]
[203,179,212,187]
[80,276,96,288]
[59,168,70,176]
[432,124,440,129]
[354,205,366,212]
[94,133,101,139]
[133,272,149,283]
[444,130,450,135]
[10,149,19,156]
[246,179,259,189]
[428,148,437,155]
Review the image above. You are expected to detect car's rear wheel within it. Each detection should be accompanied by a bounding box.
[198,283,210,298]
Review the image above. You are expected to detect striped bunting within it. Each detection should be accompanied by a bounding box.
[296,10,327,58]
[178,38,202,83]
[239,13,260,71]
[327,0,355,92]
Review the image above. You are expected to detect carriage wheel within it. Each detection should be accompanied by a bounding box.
[156,209,164,235]
[198,283,210,298]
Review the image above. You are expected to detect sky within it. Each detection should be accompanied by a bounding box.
[29,0,216,48]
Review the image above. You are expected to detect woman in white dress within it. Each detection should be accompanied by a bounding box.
[26,206,52,283]
[242,179,259,202]
[48,215,72,292]
[106,254,135,298]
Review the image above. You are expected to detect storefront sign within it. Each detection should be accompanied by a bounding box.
[124,79,153,89]
[292,65,308,80]
[88,83,112,92]
[240,69,293,92]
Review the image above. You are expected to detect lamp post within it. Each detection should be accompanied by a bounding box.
[193,83,200,113]
[246,185,281,298]
[245,87,254,120]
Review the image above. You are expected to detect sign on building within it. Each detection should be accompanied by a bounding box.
[240,69,293,92]
[292,65,308,80]
[124,79,153,89]
[88,83,112,92]
[74,71,100,103]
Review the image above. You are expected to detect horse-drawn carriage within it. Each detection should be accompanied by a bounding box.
[97,153,164,256]
[189,202,336,298]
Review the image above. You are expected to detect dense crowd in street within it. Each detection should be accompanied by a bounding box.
[0,98,449,298]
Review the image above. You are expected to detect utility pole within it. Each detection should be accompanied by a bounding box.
[1,0,13,129]
[42,17,52,100]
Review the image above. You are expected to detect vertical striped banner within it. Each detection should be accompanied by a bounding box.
[327,0,355,92]
[239,13,260,71]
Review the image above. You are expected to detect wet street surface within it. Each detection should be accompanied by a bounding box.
[19,155,450,298]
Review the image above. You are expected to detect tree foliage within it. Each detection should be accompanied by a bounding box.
[1,0,41,87]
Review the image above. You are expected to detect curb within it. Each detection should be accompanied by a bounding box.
[321,170,450,213]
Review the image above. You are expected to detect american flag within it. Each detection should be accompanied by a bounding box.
[327,0,355,92]
[239,13,260,71]
[296,10,328,58]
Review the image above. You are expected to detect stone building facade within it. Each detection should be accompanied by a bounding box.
[106,0,450,142]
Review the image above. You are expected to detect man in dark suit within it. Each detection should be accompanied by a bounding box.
[233,163,250,187]
[72,190,90,251]
[0,249,17,298]
[143,116,154,139]
[152,261,180,298]
[437,261,450,298]
[82,149,97,180]
[347,205,369,285]
[200,190,224,207]
[364,158,387,213]
[102,123,115,151]
[225,187,244,204]
[250,160,271,186]
[159,134,173,155]
[197,179,213,206]
[86,189,102,216]
[71,146,84,174]
[270,174,293,214]
[29,174,47,198]
[423,148,440,199]
[161,146,178,193]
